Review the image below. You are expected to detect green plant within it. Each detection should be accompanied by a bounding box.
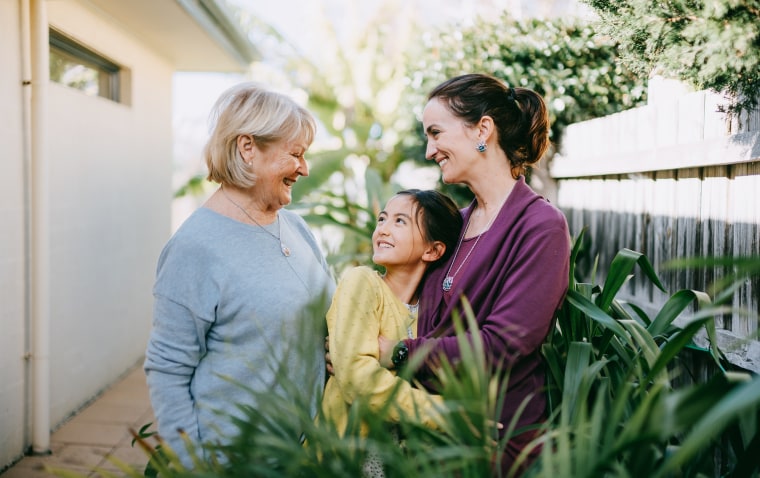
[400,13,648,204]
[582,0,760,113]
[51,315,507,478]
[129,423,165,478]
[534,229,760,477]
[48,234,760,477]
[179,8,650,260]
[295,12,651,268]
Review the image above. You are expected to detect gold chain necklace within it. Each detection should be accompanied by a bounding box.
[221,187,291,257]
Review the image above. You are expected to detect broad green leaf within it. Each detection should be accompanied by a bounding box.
[655,376,760,477]
[647,289,711,338]
[620,320,666,384]
[614,383,667,449]
[598,249,666,312]
[561,342,593,424]
[566,290,629,340]
[542,343,565,403]
[646,316,713,382]
[568,227,588,289]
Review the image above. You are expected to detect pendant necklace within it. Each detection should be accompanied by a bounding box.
[442,197,506,292]
[221,187,291,257]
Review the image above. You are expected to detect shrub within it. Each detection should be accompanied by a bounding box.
[582,0,760,113]
[48,236,760,477]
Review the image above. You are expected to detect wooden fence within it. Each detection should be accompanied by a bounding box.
[551,87,760,373]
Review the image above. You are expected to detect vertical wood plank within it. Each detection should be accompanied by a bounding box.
[655,100,679,148]
[651,170,677,305]
[700,166,732,330]
[703,90,731,140]
[678,91,706,144]
[730,162,760,338]
[674,168,703,317]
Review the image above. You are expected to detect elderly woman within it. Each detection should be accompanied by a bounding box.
[144,83,335,468]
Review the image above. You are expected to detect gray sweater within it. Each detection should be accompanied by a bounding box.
[144,207,335,467]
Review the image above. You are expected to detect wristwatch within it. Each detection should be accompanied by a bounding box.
[391,340,409,369]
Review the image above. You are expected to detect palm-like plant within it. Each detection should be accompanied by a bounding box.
[49,239,760,478]
[534,230,760,477]
[221,1,431,275]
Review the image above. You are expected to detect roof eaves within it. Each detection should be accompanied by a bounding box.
[176,0,259,67]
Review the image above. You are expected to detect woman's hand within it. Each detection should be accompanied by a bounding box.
[324,335,336,376]
[378,335,396,369]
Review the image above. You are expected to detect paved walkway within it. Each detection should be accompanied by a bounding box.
[1,364,155,478]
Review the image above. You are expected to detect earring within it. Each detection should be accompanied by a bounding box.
[476,140,487,153]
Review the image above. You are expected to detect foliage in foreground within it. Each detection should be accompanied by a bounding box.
[532,230,760,477]
[47,238,760,478]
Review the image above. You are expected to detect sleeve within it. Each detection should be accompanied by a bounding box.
[409,222,570,375]
[328,268,443,428]
[143,293,212,468]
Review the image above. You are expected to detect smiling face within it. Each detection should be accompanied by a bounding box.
[422,98,481,185]
[239,136,310,211]
[372,195,429,269]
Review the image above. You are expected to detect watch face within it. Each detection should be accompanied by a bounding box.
[392,341,408,367]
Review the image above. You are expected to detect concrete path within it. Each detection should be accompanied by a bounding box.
[1,364,155,477]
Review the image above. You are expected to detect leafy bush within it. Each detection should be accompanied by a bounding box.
[534,230,760,477]
[48,239,760,478]
[398,13,647,204]
[404,14,647,145]
[582,0,760,113]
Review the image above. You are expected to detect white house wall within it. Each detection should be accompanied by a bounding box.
[1,0,174,467]
[45,0,172,424]
[0,0,30,467]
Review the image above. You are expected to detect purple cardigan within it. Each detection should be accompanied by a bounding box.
[411,177,570,467]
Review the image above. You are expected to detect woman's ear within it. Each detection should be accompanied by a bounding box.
[237,134,255,164]
[422,241,446,263]
[478,115,495,142]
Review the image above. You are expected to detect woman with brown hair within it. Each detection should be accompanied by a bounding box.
[380,73,571,475]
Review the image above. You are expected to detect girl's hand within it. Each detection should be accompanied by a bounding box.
[378,335,396,368]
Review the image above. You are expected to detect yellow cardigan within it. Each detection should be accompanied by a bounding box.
[321,266,442,435]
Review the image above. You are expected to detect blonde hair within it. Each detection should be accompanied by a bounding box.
[204,82,316,188]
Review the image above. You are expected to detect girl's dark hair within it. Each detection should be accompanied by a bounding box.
[428,73,550,179]
[396,189,463,264]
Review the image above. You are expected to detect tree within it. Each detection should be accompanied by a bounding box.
[397,13,648,204]
[183,5,649,274]
[582,0,760,113]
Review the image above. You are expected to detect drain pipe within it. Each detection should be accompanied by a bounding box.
[19,0,35,448]
[29,0,51,455]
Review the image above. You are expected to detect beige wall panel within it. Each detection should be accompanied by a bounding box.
[45,1,173,428]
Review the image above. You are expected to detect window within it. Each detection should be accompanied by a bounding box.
[49,28,124,103]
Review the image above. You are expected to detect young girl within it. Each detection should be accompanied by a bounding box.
[321,189,462,441]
